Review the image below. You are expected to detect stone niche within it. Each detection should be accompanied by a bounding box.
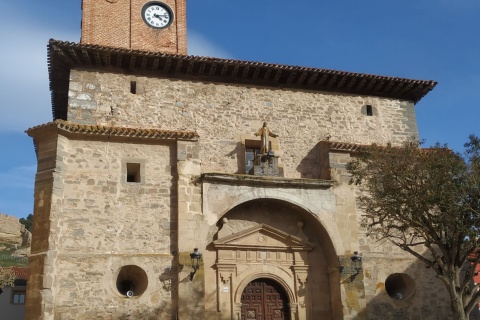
[212,222,314,320]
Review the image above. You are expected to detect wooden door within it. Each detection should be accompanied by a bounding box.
[241,278,290,320]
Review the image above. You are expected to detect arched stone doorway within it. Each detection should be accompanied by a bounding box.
[205,198,342,320]
[241,278,290,320]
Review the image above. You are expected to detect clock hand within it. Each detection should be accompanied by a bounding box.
[153,14,168,19]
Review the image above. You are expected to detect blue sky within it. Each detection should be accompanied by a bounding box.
[0,0,479,218]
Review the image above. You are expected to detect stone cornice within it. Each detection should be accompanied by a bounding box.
[201,173,333,189]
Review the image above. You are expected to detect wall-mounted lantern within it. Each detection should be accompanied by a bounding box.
[340,251,363,283]
[351,251,362,272]
[189,248,202,281]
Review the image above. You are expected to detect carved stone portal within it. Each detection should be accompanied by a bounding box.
[212,223,314,320]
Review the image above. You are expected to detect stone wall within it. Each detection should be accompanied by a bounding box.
[67,70,419,179]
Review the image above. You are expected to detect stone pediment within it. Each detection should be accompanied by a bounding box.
[213,224,314,251]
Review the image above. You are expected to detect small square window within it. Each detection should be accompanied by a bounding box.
[366,105,373,116]
[126,163,141,183]
[11,290,26,305]
[130,81,137,94]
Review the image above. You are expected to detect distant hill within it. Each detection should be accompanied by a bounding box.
[0,213,30,267]
[0,213,24,245]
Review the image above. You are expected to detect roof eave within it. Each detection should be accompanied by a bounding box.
[48,39,438,120]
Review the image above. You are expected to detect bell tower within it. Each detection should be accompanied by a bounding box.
[80,0,187,54]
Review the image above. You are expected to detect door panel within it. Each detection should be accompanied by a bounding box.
[241,279,289,320]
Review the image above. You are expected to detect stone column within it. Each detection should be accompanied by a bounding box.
[291,265,309,320]
[216,264,236,320]
[233,303,242,320]
[176,140,204,320]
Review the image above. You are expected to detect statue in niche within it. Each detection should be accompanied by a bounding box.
[255,122,278,154]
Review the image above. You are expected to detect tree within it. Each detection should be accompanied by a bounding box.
[19,214,33,232]
[346,135,480,320]
[0,267,16,289]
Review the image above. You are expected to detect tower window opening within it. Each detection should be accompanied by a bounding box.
[126,163,141,183]
[366,105,373,116]
[130,81,137,94]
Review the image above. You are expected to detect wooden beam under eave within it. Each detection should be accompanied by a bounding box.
[129,55,137,70]
[398,82,414,95]
[54,47,76,66]
[116,54,123,68]
[273,70,282,84]
[210,62,217,76]
[241,66,250,80]
[82,48,92,66]
[163,57,172,72]
[336,76,348,89]
[306,73,319,85]
[356,78,367,91]
[94,51,102,66]
[263,69,272,81]
[198,61,206,75]
[390,81,404,94]
[68,48,82,65]
[286,71,297,84]
[296,71,308,85]
[140,56,148,70]
[174,58,183,74]
[317,74,329,86]
[220,63,229,76]
[252,67,260,80]
[105,52,111,66]
[152,57,160,70]
[373,80,385,92]
[231,65,239,78]
[365,78,376,91]
[326,74,338,87]
[186,61,195,75]
[346,76,357,89]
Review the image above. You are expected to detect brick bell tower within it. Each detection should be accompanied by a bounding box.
[80,0,187,54]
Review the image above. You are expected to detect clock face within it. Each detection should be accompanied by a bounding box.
[142,2,173,29]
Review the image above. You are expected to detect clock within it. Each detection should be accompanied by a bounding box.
[141,2,174,29]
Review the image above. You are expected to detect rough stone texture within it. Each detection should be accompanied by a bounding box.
[0,213,23,245]
[26,37,453,320]
[27,67,451,320]
[67,70,419,179]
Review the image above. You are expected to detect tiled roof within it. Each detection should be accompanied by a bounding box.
[0,267,29,281]
[319,140,371,153]
[12,267,28,280]
[48,39,437,120]
[26,119,199,141]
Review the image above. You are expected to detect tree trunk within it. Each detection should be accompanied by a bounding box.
[447,279,468,320]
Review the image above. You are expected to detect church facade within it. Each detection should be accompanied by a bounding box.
[26,1,453,319]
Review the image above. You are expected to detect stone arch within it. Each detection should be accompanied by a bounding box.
[207,197,344,319]
[203,184,345,257]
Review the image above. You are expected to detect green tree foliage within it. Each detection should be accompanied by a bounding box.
[346,135,480,320]
[0,267,16,288]
[19,214,33,232]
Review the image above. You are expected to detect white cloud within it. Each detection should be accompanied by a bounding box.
[0,7,79,133]
[188,31,235,59]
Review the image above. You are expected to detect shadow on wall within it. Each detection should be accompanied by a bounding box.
[296,144,320,179]
[348,249,480,320]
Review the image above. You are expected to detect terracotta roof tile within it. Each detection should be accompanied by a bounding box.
[26,120,199,141]
[319,140,371,153]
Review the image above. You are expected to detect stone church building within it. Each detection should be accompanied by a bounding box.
[25,1,453,319]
